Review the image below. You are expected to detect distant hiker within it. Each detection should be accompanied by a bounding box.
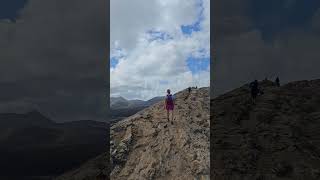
[188,87,191,93]
[249,80,259,104]
[165,89,174,124]
[196,86,197,89]
[275,77,280,87]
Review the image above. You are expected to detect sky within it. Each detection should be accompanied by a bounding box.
[2,0,320,121]
[0,0,27,21]
[110,0,210,100]
[213,0,320,96]
[0,0,108,122]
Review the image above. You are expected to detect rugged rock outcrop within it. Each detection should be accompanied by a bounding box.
[212,79,320,179]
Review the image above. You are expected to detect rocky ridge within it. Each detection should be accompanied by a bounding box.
[212,79,320,179]
[56,87,210,180]
[110,87,210,180]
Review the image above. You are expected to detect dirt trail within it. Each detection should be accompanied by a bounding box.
[110,87,210,180]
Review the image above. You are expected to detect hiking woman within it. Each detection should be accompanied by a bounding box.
[250,80,259,104]
[165,89,174,124]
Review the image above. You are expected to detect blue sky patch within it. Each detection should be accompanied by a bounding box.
[110,48,126,68]
[0,0,28,21]
[159,80,169,85]
[187,56,210,74]
[110,57,119,68]
[147,30,173,42]
[181,23,201,35]
[181,0,204,35]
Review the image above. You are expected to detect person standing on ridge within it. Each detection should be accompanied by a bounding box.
[249,80,259,104]
[165,89,174,124]
[275,77,280,87]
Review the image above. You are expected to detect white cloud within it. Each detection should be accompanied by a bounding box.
[111,0,210,100]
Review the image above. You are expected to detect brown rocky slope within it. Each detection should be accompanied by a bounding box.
[56,87,210,180]
[111,87,210,179]
[212,79,320,179]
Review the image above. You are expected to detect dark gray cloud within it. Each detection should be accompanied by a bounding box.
[0,0,108,122]
[213,0,320,97]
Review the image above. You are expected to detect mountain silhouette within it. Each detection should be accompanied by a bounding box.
[57,87,210,180]
[110,96,164,109]
[0,111,108,180]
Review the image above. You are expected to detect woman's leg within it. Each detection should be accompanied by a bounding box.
[171,109,174,122]
[167,110,169,121]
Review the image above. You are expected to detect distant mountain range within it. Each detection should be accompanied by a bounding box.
[110,96,164,124]
[0,96,164,179]
[110,96,164,109]
[0,111,108,180]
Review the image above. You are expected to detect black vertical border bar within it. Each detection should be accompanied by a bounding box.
[106,0,111,178]
[210,0,214,179]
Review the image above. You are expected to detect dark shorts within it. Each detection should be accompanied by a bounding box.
[166,104,174,110]
[251,90,258,98]
[252,93,257,99]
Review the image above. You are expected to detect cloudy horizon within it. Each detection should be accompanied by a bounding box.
[0,0,108,122]
[110,0,210,100]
